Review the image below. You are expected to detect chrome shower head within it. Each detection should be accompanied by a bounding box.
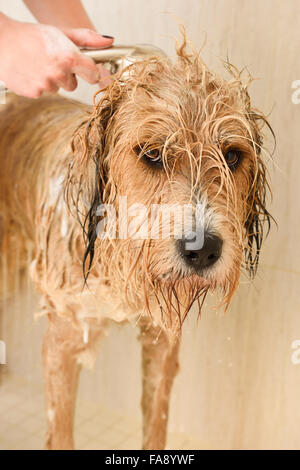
[81,43,167,74]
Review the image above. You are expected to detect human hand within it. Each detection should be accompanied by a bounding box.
[62,27,113,88]
[0,13,114,98]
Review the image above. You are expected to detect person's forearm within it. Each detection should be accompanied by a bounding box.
[23,0,96,30]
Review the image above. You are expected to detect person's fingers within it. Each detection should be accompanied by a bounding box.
[47,81,60,94]
[71,52,100,84]
[30,78,58,96]
[63,28,114,48]
[57,72,78,92]
[97,64,112,88]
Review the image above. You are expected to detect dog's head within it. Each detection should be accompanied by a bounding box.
[68,37,273,327]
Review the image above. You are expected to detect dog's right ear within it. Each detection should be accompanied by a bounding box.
[67,82,124,280]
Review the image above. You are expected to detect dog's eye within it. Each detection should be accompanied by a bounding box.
[142,148,163,167]
[224,149,242,169]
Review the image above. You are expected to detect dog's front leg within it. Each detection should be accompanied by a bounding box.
[42,313,83,450]
[139,319,181,450]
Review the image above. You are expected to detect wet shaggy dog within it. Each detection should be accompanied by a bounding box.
[0,38,272,449]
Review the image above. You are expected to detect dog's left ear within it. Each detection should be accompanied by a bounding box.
[67,82,125,279]
[243,112,274,276]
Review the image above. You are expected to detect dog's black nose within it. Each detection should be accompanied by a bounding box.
[178,233,223,271]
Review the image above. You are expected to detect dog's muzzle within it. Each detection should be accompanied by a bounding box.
[177,232,223,272]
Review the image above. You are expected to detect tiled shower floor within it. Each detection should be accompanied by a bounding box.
[0,373,205,450]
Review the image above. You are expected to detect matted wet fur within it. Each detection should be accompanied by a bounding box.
[0,35,273,449]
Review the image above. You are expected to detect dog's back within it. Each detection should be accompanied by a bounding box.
[0,93,89,300]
